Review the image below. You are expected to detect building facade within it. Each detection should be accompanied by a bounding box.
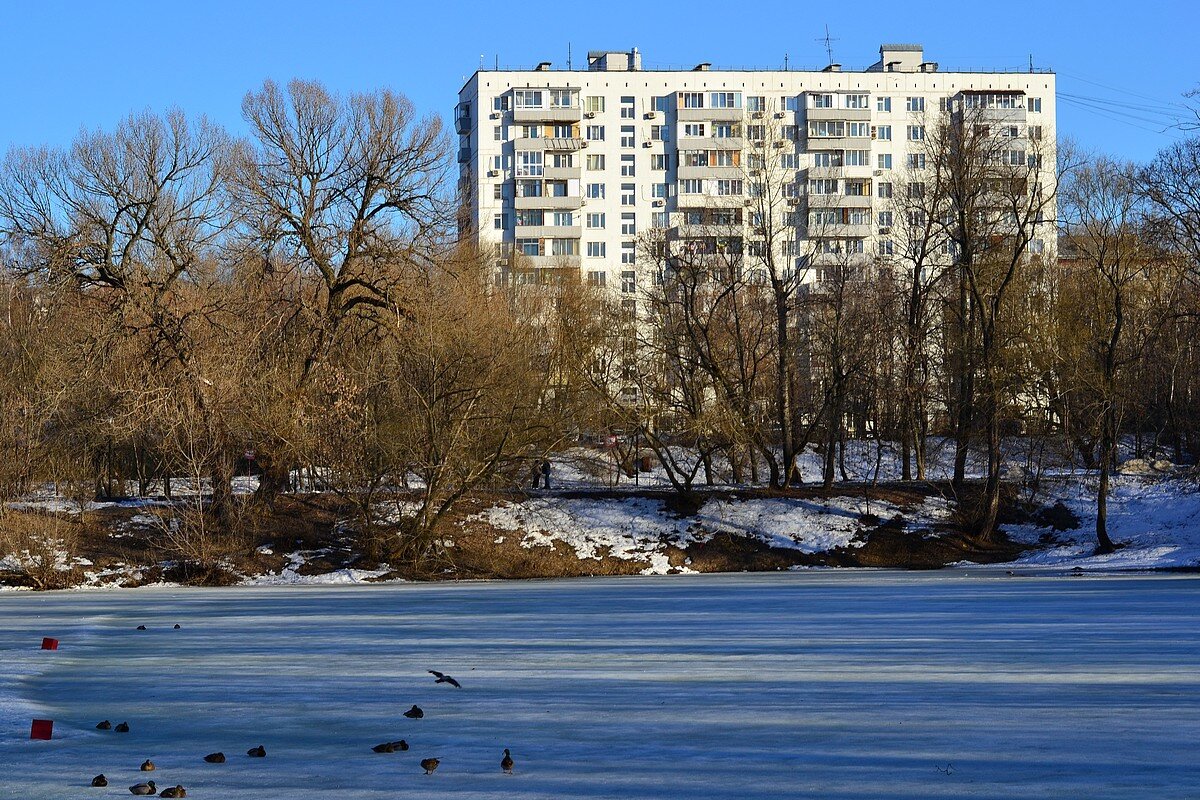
[455,44,1056,290]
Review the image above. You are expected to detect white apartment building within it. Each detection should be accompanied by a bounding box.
[455,44,1056,290]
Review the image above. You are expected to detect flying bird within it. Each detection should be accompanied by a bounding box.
[429,670,462,688]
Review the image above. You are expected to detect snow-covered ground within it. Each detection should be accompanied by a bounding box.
[476,493,953,574]
[1005,475,1200,570]
[1,574,1197,799]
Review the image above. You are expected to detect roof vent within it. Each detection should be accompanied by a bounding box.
[693,62,711,71]
[822,63,842,72]
[535,61,552,72]
[920,61,939,73]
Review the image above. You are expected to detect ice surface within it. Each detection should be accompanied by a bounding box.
[1,573,1197,799]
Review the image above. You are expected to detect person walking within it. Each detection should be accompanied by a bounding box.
[540,459,552,490]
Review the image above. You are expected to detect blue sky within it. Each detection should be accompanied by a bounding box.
[0,0,1194,163]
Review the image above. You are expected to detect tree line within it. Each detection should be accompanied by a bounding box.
[0,80,1198,576]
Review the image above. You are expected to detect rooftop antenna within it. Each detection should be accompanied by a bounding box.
[784,52,789,71]
[816,24,838,66]
[495,54,499,70]
[1028,53,1034,73]
[568,42,572,70]
[480,54,484,71]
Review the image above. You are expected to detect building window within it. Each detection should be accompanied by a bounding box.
[747,124,764,140]
[621,183,635,205]
[876,96,891,112]
[517,238,541,256]
[876,125,892,141]
[493,184,503,200]
[620,126,635,147]
[908,182,925,198]
[651,124,668,141]
[514,90,543,108]
[551,124,573,138]
[747,95,765,112]
[683,123,706,137]
[906,96,925,112]
[621,270,636,293]
[651,153,670,170]
[585,96,605,114]
[550,89,577,108]
[620,96,635,118]
[621,242,636,264]
[784,96,801,112]
[809,121,845,138]
[551,152,574,168]
[808,179,838,195]
[515,151,543,177]
[877,153,892,170]
[680,178,704,194]
[845,150,870,166]
[493,126,502,141]
[780,153,798,169]
[586,212,606,229]
[710,92,741,109]
[1028,97,1042,112]
[848,122,870,138]
[586,125,605,141]
[651,182,669,198]
[907,153,927,169]
[586,154,605,171]
[586,183,605,199]
[652,95,670,113]
[493,95,510,112]
[553,211,574,226]
[620,154,635,177]
[516,210,544,226]
[844,180,869,196]
[715,179,742,196]
[907,125,926,141]
[845,94,868,109]
[681,92,704,108]
[493,214,505,229]
[621,213,636,235]
[587,270,606,286]
[651,211,668,227]
[877,182,893,198]
[683,150,708,169]
[587,242,606,258]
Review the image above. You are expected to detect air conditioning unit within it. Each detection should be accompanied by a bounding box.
[748,169,761,176]
[752,111,764,119]
[487,169,500,177]
[489,112,501,120]
[775,111,787,118]
[773,140,786,148]
[644,111,658,119]
[580,140,589,147]
[873,169,884,176]
[787,197,800,205]
[584,111,596,119]
[642,141,653,148]
[878,226,891,234]
[580,199,588,206]
[653,199,665,207]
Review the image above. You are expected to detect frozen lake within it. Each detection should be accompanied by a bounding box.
[2,572,1198,799]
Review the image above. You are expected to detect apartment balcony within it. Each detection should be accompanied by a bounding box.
[805,107,872,122]
[514,137,587,152]
[513,106,583,124]
[805,164,875,180]
[513,224,582,239]
[807,223,874,238]
[522,254,582,270]
[676,193,746,209]
[543,165,581,179]
[671,223,744,239]
[677,164,743,181]
[678,107,744,122]
[514,194,584,210]
[677,136,743,151]
[802,136,869,150]
[805,193,873,209]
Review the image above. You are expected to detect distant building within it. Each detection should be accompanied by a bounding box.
[455,44,1056,290]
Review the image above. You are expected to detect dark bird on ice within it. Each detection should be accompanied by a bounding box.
[501,748,514,774]
[96,720,112,730]
[91,774,108,787]
[140,760,155,771]
[247,745,267,758]
[128,781,156,796]
[136,625,147,631]
[373,739,409,753]
[173,624,181,630]
[159,785,186,798]
[428,670,462,688]
[114,722,130,733]
[203,752,225,763]
[404,705,424,719]
[420,757,440,774]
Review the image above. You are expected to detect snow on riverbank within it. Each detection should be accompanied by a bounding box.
[474,493,953,574]
[1006,475,1200,570]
